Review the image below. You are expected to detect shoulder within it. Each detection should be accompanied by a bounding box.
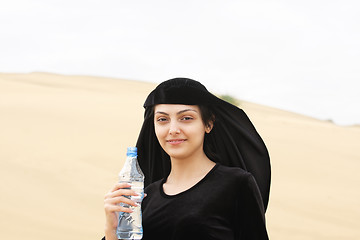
[215,164,253,181]
[203,164,256,193]
[142,178,163,209]
[216,164,265,210]
[144,178,163,194]
[214,164,261,193]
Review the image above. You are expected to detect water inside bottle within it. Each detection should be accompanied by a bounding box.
[117,181,144,240]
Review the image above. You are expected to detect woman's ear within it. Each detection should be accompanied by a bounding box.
[205,121,214,134]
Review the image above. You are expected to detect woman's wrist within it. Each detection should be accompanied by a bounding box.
[104,226,117,240]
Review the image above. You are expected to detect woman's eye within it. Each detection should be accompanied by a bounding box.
[181,116,193,121]
[156,117,168,122]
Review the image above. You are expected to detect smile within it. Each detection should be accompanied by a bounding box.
[166,139,186,145]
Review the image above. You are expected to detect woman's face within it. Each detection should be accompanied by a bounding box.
[154,104,211,161]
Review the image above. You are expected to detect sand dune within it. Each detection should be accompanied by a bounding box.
[1,72,359,240]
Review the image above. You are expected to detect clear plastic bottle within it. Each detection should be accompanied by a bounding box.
[116,147,144,240]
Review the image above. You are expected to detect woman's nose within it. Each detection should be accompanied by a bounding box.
[169,123,180,135]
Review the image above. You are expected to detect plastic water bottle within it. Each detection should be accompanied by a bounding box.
[116,147,144,240]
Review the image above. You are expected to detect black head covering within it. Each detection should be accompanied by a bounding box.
[136,78,271,211]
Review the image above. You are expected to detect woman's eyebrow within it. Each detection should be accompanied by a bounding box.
[177,109,198,115]
[154,109,197,116]
[154,111,169,116]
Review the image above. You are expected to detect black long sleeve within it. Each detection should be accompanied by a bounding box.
[141,163,268,240]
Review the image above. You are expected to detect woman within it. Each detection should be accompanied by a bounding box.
[104,78,271,239]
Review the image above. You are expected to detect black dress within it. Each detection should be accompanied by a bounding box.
[141,163,268,240]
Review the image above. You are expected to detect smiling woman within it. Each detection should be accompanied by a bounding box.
[103,78,271,240]
[154,104,211,163]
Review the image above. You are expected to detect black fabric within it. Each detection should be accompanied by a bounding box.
[136,78,271,210]
[141,163,269,240]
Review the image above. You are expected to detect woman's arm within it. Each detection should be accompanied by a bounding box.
[236,173,269,240]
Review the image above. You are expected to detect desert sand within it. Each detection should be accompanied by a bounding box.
[0,72,359,240]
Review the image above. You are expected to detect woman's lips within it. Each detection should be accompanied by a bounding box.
[166,139,186,145]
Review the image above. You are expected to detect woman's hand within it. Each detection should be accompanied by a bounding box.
[103,182,139,240]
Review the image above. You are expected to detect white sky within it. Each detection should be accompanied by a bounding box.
[1,0,359,125]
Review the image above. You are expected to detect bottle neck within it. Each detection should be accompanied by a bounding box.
[119,156,144,181]
[126,156,138,169]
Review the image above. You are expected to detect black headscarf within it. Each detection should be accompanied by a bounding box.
[136,78,271,211]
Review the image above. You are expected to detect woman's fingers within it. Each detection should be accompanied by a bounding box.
[105,189,138,200]
[109,182,132,192]
[105,195,138,207]
[105,202,134,213]
[104,182,142,215]
[104,182,141,233]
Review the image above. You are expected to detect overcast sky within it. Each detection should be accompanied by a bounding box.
[1,0,359,125]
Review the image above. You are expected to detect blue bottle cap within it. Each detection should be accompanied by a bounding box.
[126,147,137,157]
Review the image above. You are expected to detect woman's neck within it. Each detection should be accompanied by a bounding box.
[166,151,215,185]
